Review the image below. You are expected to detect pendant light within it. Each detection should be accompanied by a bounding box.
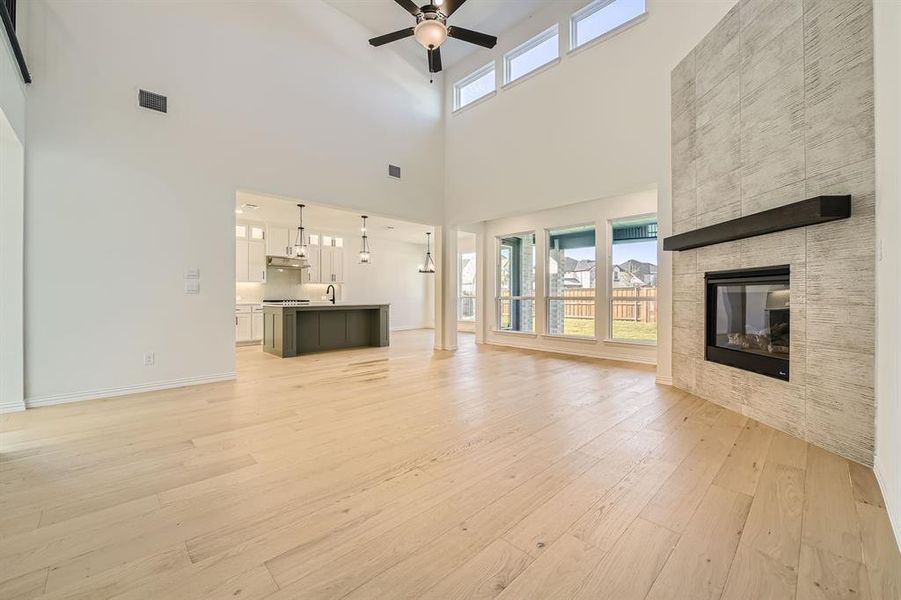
[359,215,372,264]
[291,204,308,259]
[418,231,436,273]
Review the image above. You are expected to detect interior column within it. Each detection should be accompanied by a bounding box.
[433,225,458,351]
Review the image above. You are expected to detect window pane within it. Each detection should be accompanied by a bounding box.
[496,233,535,332]
[506,28,559,83]
[456,67,495,109]
[548,298,596,337]
[547,225,596,337]
[573,0,646,49]
[610,217,657,342]
[497,298,535,333]
[235,225,247,238]
[459,251,476,321]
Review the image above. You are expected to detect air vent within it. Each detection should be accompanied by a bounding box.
[138,89,167,113]
[388,164,401,179]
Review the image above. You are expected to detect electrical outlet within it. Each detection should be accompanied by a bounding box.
[143,352,155,367]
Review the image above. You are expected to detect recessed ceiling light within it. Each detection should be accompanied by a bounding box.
[385,225,395,230]
[235,209,243,214]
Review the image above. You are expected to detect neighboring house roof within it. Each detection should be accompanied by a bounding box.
[562,257,597,273]
[617,259,657,276]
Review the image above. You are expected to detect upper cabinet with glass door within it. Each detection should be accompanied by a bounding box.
[236,221,266,283]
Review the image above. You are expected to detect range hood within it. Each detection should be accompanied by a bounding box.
[267,256,309,270]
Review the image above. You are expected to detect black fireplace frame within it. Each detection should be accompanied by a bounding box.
[705,266,791,381]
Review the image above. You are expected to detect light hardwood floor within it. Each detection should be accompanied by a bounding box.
[1,330,898,599]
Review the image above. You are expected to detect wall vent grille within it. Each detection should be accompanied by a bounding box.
[388,164,401,179]
[138,89,168,113]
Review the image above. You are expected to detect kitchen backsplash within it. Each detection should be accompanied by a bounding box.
[236,269,336,303]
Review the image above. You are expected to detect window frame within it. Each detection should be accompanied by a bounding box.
[494,232,536,334]
[607,213,658,346]
[503,25,560,85]
[453,62,496,111]
[569,0,648,52]
[545,224,598,339]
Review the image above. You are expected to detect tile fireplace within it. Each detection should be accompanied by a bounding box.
[705,266,790,381]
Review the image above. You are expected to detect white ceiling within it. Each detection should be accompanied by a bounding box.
[236,191,433,245]
[323,0,547,71]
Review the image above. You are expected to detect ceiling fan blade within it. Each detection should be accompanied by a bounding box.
[428,47,443,73]
[439,0,467,17]
[394,0,422,16]
[447,26,497,49]
[369,27,415,47]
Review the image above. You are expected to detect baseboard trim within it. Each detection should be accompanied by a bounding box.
[391,325,433,332]
[25,372,237,409]
[874,459,901,552]
[484,339,657,366]
[0,399,26,413]
[656,375,674,386]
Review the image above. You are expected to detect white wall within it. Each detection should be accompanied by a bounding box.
[21,0,443,405]
[442,0,734,383]
[0,21,25,140]
[0,28,26,412]
[342,238,435,331]
[481,188,658,365]
[874,0,901,546]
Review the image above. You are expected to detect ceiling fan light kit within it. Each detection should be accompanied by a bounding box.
[414,19,447,49]
[368,0,497,77]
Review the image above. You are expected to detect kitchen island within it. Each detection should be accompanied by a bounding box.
[262,303,389,357]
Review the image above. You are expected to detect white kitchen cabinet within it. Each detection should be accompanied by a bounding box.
[303,242,321,284]
[236,313,252,342]
[267,226,291,258]
[319,237,344,284]
[247,240,266,283]
[235,239,249,282]
[251,307,263,341]
[236,239,266,283]
[236,222,266,283]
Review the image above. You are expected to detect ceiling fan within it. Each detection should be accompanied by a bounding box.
[368,0,498,76]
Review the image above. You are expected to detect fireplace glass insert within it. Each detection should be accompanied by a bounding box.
[705,266,790,381]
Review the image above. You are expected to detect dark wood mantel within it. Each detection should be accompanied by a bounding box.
[663,195,851,252]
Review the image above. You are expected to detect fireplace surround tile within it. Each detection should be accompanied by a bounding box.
[741,17,803,97]
[739,0,802,55]
[697,241,741,273]
[739,229,806,267]
[807,303,875,354]
[670,0,875,464]
[694,5,739,98]
[741,180,806,216]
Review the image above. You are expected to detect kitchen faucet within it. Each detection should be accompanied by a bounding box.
[326,284,336,304]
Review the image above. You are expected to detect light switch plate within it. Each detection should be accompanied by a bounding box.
[185,268,200,279]
[184,279,200,294]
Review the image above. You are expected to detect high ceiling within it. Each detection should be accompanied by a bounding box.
[323,0,547,72]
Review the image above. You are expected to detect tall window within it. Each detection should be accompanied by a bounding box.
[571,0,647,50]
[496,233,536,332]
[547,225,596,337]
[454,63,496,110]
[609,217,658,343]
[458,251,476,321]
[504,26,559,84]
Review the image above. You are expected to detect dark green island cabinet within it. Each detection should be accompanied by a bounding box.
[262,304,389,357]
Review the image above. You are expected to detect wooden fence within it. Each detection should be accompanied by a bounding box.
[562,287,657,323]
[496,287,657,324]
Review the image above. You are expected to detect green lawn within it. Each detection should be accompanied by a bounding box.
[500,316,657,341]
[611,319,657,341]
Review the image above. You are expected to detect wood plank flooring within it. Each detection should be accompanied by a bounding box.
[1,329,898,599]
